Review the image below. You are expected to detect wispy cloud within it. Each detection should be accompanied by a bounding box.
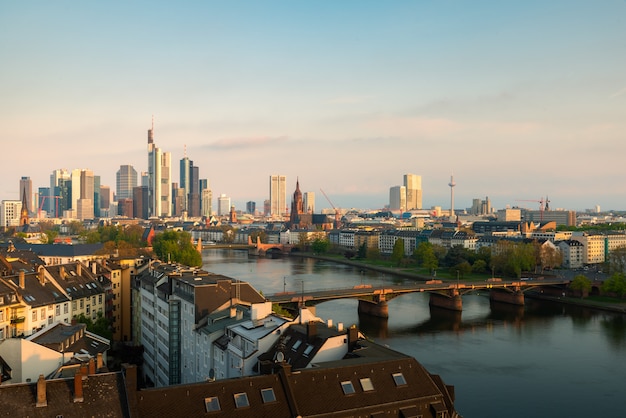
[327,95,374,104]
[609,87,626,98]
[208,135,289,150]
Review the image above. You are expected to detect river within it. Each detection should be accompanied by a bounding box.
[202,249,626,418]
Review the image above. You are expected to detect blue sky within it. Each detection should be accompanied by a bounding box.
[1,1,625,212]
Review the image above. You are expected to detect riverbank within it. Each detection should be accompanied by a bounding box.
[293,252,626,315]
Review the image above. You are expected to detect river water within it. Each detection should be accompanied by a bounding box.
[202,249,626,417]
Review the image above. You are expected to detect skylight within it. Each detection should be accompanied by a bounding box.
[303,344,314,356]
[341,380,355,395]
[260,388,276,403]
[360,377,374,391]
[233,392,249,408]
[291,339,302,351]
[204,396,220,412]
[392,372,407,386]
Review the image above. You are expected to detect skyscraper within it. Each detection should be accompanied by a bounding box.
[116,165,138,201]
[303,191,315,214]
[180,155,191,211]
[389,186,406,212]
[218,194,230,216]
[269,175,287,217]
[404,173,422,210]
[50,169,70,217]
[147,119,172,217]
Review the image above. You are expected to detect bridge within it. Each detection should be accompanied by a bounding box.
[266,278,570,318]
[247,236,294,256]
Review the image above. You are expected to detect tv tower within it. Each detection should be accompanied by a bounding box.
[448,174,456,222]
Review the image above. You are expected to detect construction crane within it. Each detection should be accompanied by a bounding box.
[320,188,341,229]
[515,196,550,222]
[38,195,62,219]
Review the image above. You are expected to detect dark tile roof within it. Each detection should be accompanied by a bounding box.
[0,372,130,418]
[12,243,104,257]
[48,263,104,301]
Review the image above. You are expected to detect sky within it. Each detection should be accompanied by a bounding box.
[1,1,625,213]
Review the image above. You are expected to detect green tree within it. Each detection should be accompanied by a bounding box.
[391,239,405,266]
[413,241,438,271]
[152,230,202,267]
[311,237,330,254]
[75,312,113,341]
[602,273,626,298]
[454,261,472,278]
[249,229,268,244]
[366,246,381,260]
[570,274,592,298]
[357,243,368,259]
[608,246,626,275]
[472,259,488,274]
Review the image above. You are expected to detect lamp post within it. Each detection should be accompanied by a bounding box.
[283,276,286,294]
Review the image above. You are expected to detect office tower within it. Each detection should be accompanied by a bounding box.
[188,166,200,217]
[93,175,101,218]
[141,171,149,187]
[404,173,422,210]
[38,187,49,218]
[180,155,191,211]
[76,169,95,220]
[100,186,111,211]
[263,199,270,216]
[218,194,230,216]
[246,201,256,214]
[269,175,287,216]
[133,186,149,219]
[70,168,83,212]
[303,192,315,214]
[202,187,212,217]
[1,200,22,228]
[116,165,137,201]
[147,119,172,217]
[389,186,406,212]
[172,183,184,217]
[199,179,208,216]
[19,176,33,216]
[50,169,70,217]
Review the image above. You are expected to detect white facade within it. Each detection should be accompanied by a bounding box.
[404,173,422,210]
[217,194,230,216]
[0,200,21,228]
[0,338,62,384]
[572,234,606,264]
[389,186,406,212]
[303,191,315,214]
[269,175,287,216]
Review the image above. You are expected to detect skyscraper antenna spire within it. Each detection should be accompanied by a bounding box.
[184,144,187,158]
[152,114,154,132]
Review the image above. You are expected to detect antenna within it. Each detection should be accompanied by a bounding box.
[448,174,456,222]
[184,144,187,158]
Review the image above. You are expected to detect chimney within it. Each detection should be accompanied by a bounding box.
[36,374,47,407]
[91,261,97,275]
[97,352,103,370]
[327,319,333,328]
[230,305,237,318]
[73,369,84,403]
[307,321,317,341]
[80,363,88,378]
[337,323,344,332]
[76,262,82,277]
[348,325,359,352]
[88,357,96,375]
[59,266,65,279]
[19,271,25,289]
[38,266,45,285]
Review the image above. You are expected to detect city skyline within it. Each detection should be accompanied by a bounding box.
[1,1,625,212]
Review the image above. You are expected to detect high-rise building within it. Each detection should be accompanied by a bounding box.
[303,192,315,214]
[100,186,111,211]
[79,169,95,220]
[19,176,33,216]
[133,186,149,219]
[93,175,101,218]
[199,179,209,216]
[269,175,287,216]
[189,166,200,217]
[180,156,191,212]
[218,194,230,216]
[201,188,212,217]
[116,165,137,201]
[147,119,172,217]
[403,174,422,210]
[246,201,256,214]
[50,169,70,217]
[38,187,49,218]
[389,186,406,212]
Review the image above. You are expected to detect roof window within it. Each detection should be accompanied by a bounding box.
[392,372,407,386]
[260,388,276,403]
[360,377,374,391]
[341,380,355,395]
[204,396,220,412]
[234,392,249,408]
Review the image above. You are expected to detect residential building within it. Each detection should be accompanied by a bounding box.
[0,200,21,228]
[571,233,606,265]
[557,240,585,269]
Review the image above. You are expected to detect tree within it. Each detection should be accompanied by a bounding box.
[366,246,381,260]
[413,241,438,271]
[249,229,268,244]
[472,259,488,274]
[75,312,113,341]
[570,274,592,298]
[454,261,472,278]
[357,243,368,259]
[602,273,626,298]
[152,230,202,267]
[391,239,405,266]
[311,237,330,254]
[608,246,626,275]
[539,243,562,272]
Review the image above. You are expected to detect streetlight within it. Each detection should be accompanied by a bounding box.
[283,276,286,294]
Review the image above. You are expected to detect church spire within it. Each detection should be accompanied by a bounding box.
[20,186,29,226]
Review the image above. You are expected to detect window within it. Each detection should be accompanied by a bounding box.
[233,392,249,408]
[392,372,407,386]
[341,380,355,395]
[204,397,220,412]
[260,388,276,403]
[303,344,314,356]
[98,295,102,304]
[360,377,374,391]
[64,303,68,314]
[41,308,45,318]
[56,305,60,316]
[0,309,4,321]
[32,311,37,321]
[291,339,302,351]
